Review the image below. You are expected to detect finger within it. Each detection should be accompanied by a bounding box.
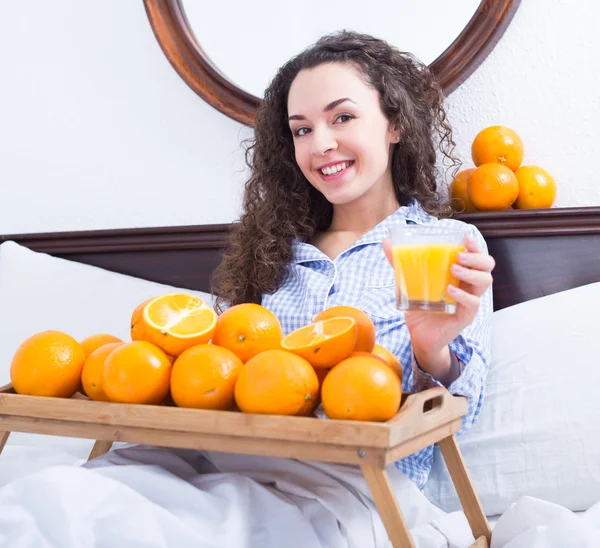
[447,284,480,310]
[464,235,480,253]
[457,251,496,273]
[382,238,393,265]
[451,264,493,296]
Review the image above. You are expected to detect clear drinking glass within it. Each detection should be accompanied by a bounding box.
[389,224,468,314]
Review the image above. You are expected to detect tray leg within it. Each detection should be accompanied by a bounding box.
[361,464,415,548]
[438,435,491,544]
[0,432,10,455]
[88,440,113,461]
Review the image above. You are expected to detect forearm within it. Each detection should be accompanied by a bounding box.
[412,344,460,387]
[408,335,488,435]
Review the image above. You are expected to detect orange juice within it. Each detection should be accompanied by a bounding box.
[392,242,465,311]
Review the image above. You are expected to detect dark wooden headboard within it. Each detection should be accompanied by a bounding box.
[2,207,600,311]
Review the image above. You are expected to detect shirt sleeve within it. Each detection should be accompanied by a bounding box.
[407,225,492,435]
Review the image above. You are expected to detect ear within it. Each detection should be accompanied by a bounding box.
[389,124,401,143]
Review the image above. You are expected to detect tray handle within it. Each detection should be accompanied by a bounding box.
[388,387,454,424]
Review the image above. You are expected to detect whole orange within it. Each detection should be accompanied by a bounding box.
[314,306,376,352]
[170,344,243,410]
[234,349,319,416]
[371,344,404,381]
[471,126,524,171]
[467,163,519,211]
[11,330,85,398]
[212,303,283,362]
[513,165,557,209]
[448,168,477,213]
[80,334,123,360]
[81,342,124,401]
[349,351,387,362]
[130,298,154,341]
[103,341,172,405]
[321,355,402,421]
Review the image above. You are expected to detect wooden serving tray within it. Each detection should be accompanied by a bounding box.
[0,384,490,547]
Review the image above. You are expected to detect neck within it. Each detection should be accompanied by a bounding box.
[329,182,400,236]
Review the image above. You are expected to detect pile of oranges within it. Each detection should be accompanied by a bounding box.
[10,295,404,422]
[449,125,557,212]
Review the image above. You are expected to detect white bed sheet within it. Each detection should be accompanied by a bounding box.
[0,441,598,547]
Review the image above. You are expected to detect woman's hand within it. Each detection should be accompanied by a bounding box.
[382,235,495,383]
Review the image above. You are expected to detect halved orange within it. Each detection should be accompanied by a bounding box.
[314,306,376,352]
[281,317,357,369]
[141,293,217,356]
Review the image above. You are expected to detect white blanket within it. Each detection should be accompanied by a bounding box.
[0,444,597,547]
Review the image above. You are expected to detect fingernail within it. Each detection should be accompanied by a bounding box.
[447,284,457,294]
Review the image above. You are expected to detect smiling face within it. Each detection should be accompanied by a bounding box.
[287,63,399,207]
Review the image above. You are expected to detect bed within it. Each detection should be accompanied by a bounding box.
[0,206,599,547]
[3,206,600,310]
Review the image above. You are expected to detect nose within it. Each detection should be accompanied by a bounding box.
[310,126,337,156]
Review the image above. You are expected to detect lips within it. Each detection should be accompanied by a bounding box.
[317,161,355,181]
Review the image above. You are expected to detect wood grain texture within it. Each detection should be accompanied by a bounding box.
[439,436,492,543]
[4,207,600,311]
[88,440,113,461]
[0,415,386,466]
[361,465,415,548]
[0,390,464,451]
[142,0,521,125]
[431,0,521,95]
[143,0,258,126]
[0,432,10,453]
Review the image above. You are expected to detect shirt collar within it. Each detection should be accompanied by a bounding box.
[292,201,437,263]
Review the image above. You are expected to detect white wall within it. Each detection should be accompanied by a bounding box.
[0,0,598,234]
[0,1,250,234]
[188,0,480,97]
[447,0,600,207]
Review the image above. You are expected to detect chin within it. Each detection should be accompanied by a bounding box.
[322,186,367,206]
[313,180,357,205]
[326,195,359,206]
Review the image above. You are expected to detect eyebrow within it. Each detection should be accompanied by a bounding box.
[288,98,356,122]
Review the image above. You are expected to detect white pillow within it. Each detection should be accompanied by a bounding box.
[0,240,214,455]
[425,282,600,516]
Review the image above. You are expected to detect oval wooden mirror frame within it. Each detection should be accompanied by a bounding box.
[144,0,521,127]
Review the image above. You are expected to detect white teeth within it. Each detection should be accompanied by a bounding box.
[320,161,352,176]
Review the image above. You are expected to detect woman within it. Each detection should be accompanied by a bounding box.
[214,30,495,490]
[0,30,495,547]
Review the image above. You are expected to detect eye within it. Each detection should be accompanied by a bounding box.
[335,114,354,124]
[293,127,311,137]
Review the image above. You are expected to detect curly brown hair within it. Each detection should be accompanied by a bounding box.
[213,30,459,312]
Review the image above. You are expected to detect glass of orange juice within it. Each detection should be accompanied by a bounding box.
[389,225,468,314]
